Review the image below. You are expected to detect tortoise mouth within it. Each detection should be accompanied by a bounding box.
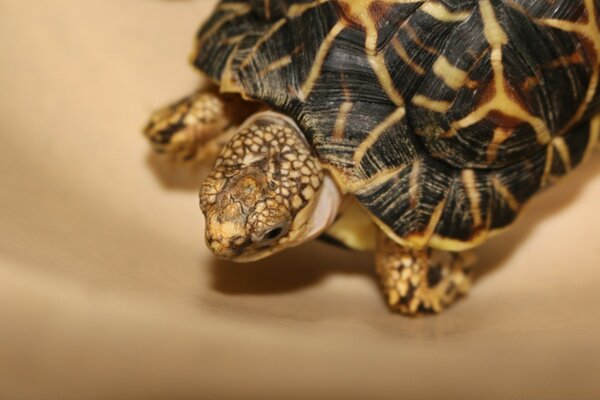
[207,239,279,263]
[205,225,290,262]
[206,236,250,260]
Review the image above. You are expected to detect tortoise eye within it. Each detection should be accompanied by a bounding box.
[264,227,283,240]
[253,224,287,244]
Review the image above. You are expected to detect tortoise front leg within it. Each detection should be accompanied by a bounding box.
[375,232,474,315]
[144,88,255,162]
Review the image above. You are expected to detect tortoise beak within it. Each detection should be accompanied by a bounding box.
[207,241,237,259]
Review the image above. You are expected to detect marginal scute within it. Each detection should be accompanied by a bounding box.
[356,155,453,248]
[194,0,600,250]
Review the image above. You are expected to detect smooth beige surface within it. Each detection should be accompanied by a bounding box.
[1,1,600,399]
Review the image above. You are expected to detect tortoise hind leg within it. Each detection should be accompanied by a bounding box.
[144,87,256,162]
[375,232,475,315]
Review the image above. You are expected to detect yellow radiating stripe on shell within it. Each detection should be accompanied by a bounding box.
[258,55,293,76]
[332,101,354,140]
[552,137,573,171]
[432,56,470,90]
[299,20,347,101]
[491,176,520,212]
[336,0,423,54]
[200,3,251,42]
[537,0,600,136]
[486,127,512,164]
[337,0,422,108]
[287,1,323,18]
[449,0,552,145]
[353,107,406,165]
[408,159,421,209]
[540,137,573,187]
[391,37,426,75]
[400,197,448,249]
[368,54,405,106]
[420,2,471,22]
[351,165,409,193]
[190,3,252,64]
[220,44,243,93]
[541,143,555,187]
[240,18,287,69]
[462,170,483,228]
[412,94,452,113]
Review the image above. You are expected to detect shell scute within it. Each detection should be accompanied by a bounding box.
[193,0,600,249]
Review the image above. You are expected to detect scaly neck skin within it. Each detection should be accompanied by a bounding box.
[301,175,343,242]
[200,111,342,262]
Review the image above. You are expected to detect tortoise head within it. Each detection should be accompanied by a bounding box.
[199,112,342,262]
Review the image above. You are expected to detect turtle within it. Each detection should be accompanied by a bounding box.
[144,0,600,315]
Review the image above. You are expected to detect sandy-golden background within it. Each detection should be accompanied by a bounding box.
[1,1,600,399]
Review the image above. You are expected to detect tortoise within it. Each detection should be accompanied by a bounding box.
[144,0,600,315]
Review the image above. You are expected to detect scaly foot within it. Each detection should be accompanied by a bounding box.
[144,88,254,162]
[375,233,475,315]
